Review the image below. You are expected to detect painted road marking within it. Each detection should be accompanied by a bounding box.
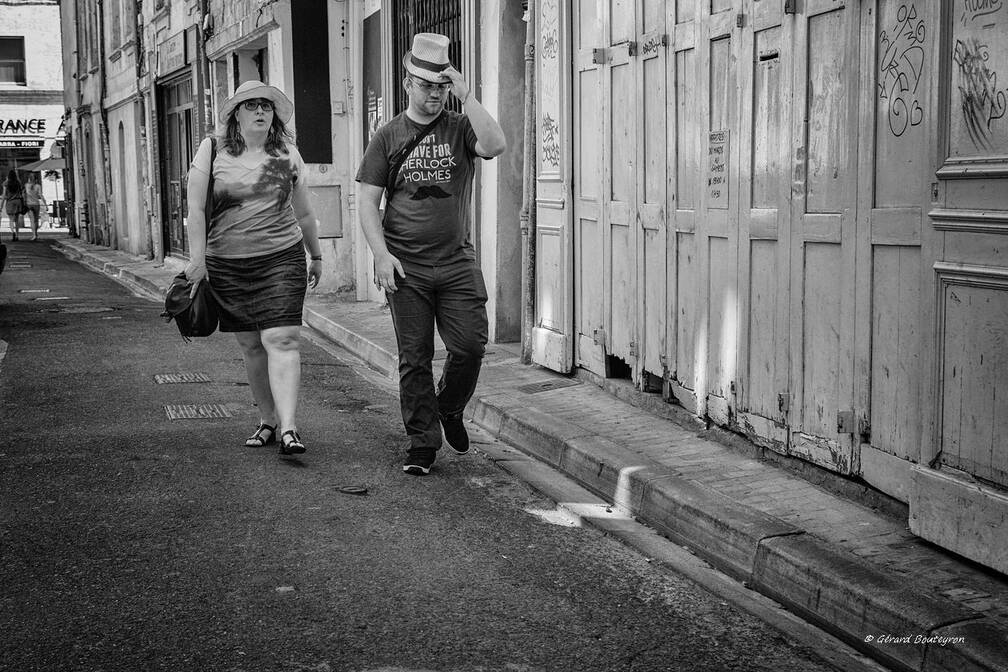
[19,289,50,293]
[34,296,71,301]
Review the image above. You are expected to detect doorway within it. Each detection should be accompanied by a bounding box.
[158,75,197,257]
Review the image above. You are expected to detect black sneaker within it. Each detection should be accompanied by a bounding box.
[403,448,436,475]
[440,413,470,455]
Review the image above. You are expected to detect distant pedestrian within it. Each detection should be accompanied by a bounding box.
[1,170,26,241]
[185,80,324,456]
[355,33,507,475]
[24,174,46,241]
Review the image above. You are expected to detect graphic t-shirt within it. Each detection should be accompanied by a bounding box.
[189,138,305,259]
[355,110,482,264]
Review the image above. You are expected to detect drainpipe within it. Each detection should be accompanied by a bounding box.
[198,0,214,135]
[69,5,82,240]
[96,0,116,248]
[519,3,537,365]
[134,6,153,259]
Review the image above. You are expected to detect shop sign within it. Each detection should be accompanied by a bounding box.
[158,31,187,76]
[0,139,43,148]
[0,118,47,135]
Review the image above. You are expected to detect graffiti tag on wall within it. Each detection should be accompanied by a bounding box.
[540,0,561,171]
[951,1,1007,153]
[962,0,1003,23]
[953,38,1007,150]
[879,3,926,137]
[541,114,561,169]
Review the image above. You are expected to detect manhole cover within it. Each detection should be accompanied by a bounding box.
[516,379,583,394]
[155,373,211,384]
[18,289,50,293]
[164,404,233,419]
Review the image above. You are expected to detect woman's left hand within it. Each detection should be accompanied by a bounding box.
[308,259,322,290]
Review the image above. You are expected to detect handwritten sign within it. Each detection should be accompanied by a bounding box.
[708,129,729,208]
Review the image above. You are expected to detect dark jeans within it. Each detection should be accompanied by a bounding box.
[387,257,489,451]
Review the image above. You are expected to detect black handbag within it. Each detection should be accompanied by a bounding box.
[162,273,219,340]
[161,139,219,340]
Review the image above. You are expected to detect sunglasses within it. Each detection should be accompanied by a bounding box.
[242,99,274,112]
[411,78,452,93]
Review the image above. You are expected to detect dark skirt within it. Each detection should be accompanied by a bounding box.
[205,241,306,332]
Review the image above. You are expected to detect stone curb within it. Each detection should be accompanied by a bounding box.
[467,395,1006,672]
[303,307,397,378]
[52,240,178,302]
[55,239,1007,672]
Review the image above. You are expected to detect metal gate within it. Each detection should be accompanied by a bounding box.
[391,0,464,114]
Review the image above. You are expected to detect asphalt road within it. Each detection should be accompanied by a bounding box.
[0,240,846,672]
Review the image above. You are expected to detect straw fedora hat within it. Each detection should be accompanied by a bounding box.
[218,80,294,125]
[403,33,453,83]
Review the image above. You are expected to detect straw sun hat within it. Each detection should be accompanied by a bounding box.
[218,80,294,125]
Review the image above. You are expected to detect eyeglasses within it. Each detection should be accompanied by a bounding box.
[411,78,452,93]
[242,99,274,112]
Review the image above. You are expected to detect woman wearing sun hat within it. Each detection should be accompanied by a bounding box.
[184,80,324,457]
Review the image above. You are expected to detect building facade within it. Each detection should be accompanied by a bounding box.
[0,0,65,205]
[60,0,524,313]
[529,0,1008,573]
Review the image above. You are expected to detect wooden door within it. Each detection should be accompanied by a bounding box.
[637,5,670,387]
[787,0,861,474]
[735,1,793,448]
[698,4,741,425]
[604,0,639,374]
[532,0,575,373]
[857,0,932,500]
[574,0,668,385]
[667,2,701,414]
[572,0,607,376]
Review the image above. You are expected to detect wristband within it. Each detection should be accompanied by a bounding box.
[310,255,322,261]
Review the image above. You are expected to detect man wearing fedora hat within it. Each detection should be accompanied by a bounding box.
[356,33,506,475]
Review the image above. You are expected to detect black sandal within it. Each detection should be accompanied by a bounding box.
[245,423,277,447]
[279,429,306,455]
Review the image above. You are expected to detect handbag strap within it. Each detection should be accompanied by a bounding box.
[204,138,217,239]
[386,113,442,194]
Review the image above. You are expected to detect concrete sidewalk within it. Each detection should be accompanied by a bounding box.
[51,237,1008,672]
